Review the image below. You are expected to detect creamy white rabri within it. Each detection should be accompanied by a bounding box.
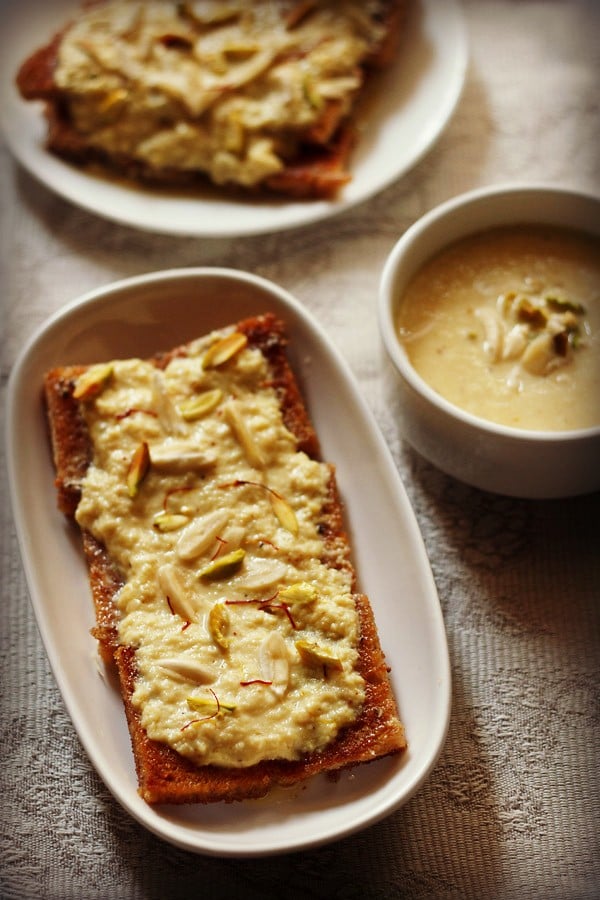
[396,226,600,431]
[54,0,390,187]
[74,328,365,768]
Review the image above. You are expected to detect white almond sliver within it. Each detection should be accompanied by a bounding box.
[159,659,216,684]
[222,400,265,468]
[219,524,246,550]
[259,632,289,697]
[501,324,529,361]
[176,509,231,561]
[521,333,556,375]
[237,559,288,590]
[150,441,217,472]
[475,307,504,362]
[152,371,185,435]
[157,563,197,622]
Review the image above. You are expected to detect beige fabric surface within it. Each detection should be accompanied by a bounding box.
[1,1,599,898]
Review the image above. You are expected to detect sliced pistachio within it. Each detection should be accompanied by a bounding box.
[149,441,216,473]
[236,559,288,591]
[198,548,246,581]
[279,582,318,605]
[552,329,571,357]
[295,639,343,671]
[202,331,248,369]
[126,441,150,498]
[208,603,230,650]
[159,658,216,684]
[515,297,547,328]
[152,371,185,435]
[153,512,189,532]
[187,695,236,714]
[259,632,289,696]
[545,294,585,315]
[98,88,128,113]
[178,388,223,421]
[302,75,324,109]
[157,563,197,622]
[176,509,230,561]
[72,363,113,401]
[222,400,265,468]
[270,491,299,535]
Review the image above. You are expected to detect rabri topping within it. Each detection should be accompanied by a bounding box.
[54,0,392,188]
[74,327,365,768]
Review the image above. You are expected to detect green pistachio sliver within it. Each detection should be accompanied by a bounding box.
[302,75,323,109]
[178,389,223,421]
[208,602,230,650]
[187,695,236,714]
[516,297,547,327]
[198,548,245,581]
[295,639,343,671]
[544,294,586,315]
[279,582,317,605]
[73,363,113,400]
[203,332,247,369]
[153,512,189,532]
[126,441,150,498]
[271,492,299,535]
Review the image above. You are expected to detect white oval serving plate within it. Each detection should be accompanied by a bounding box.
[6,268,450,856]
[0,0,467,237]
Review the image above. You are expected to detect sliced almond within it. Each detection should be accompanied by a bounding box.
[149,441,216,473]
[203,332,248,369]
[501,324,529,361]
[178,388,223,421]
[220,524,246,549]
[259,632,289,696]
[198,548,246,581]
[157,563,197,622]
[73,363,113,401]
[159,658,216,684]
[126,441,150,498]
[176,509,230,561]
[521,333,557,375]
[151,370,185,435]
[236,558,288,591]
[222,400,265,468]
[475,307,504,362]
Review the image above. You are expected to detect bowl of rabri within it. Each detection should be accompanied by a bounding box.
[378,184,600,499]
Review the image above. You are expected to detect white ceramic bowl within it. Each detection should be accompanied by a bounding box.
[378,184,600,499]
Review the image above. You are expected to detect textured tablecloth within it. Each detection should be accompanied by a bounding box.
[2,2,599,898]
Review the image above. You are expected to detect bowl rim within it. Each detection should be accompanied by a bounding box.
[379,182,600,443]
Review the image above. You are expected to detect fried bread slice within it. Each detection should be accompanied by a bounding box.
[44,314,406,804]
[17,1,408,199]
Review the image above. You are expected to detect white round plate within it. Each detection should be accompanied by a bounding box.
[6,268,450,856]
[0,0,467,237]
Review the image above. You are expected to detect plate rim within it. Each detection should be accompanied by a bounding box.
[0,0,468,237]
